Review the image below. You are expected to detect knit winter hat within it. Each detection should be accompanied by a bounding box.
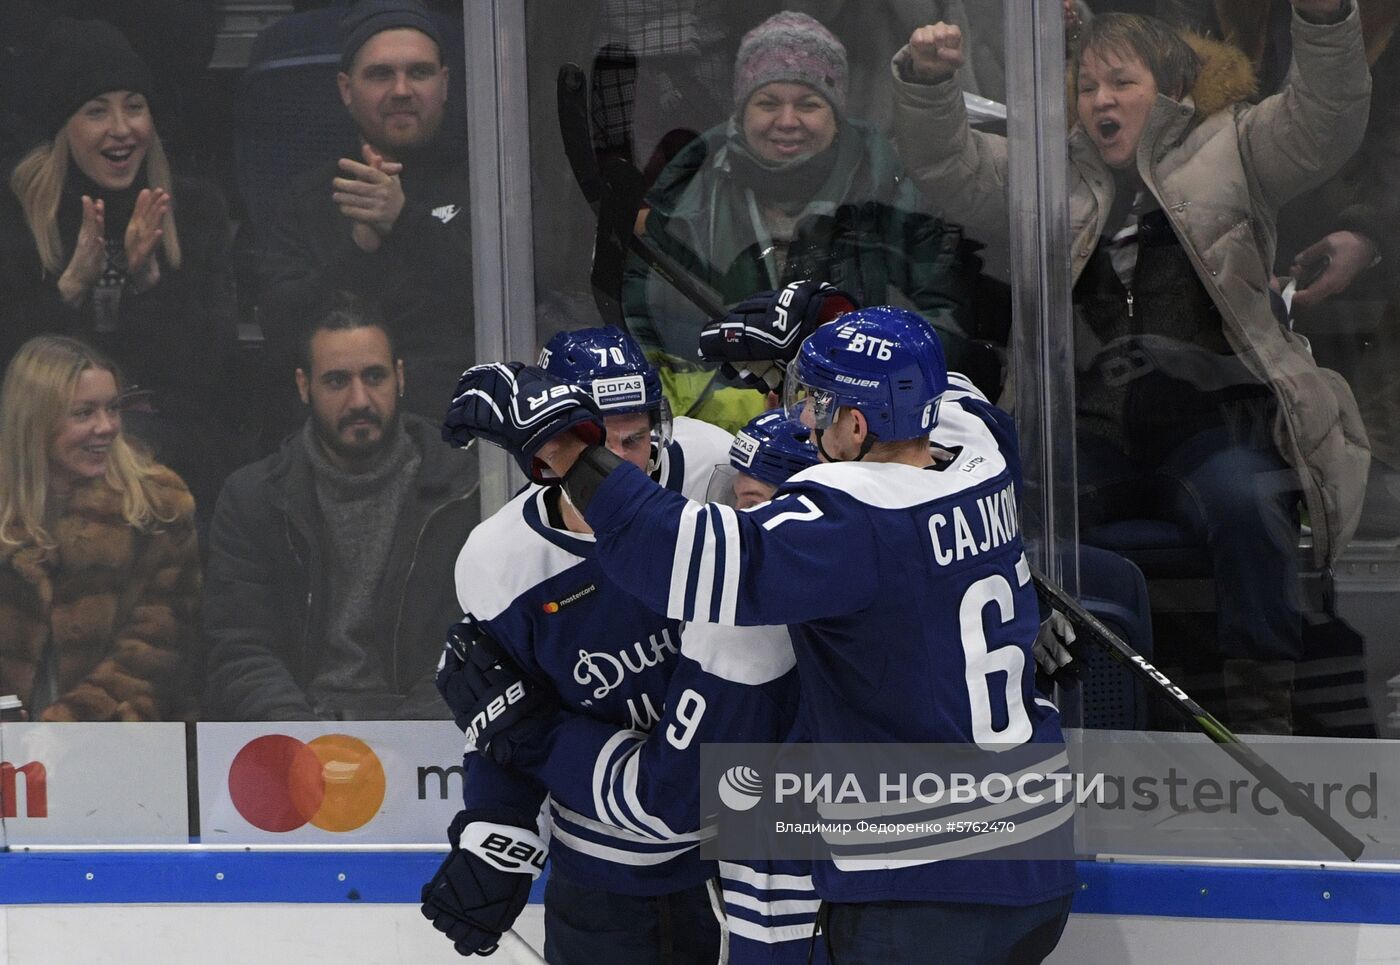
[733,11,848,117]
[339,0,443,71]
[40,19,154,137]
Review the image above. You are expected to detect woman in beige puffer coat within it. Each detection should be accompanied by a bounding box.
[889,0,1370,732]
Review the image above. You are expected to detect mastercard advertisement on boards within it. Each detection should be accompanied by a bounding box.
[196,722,468,844]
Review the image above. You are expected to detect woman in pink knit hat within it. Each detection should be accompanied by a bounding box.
[622,10,977,433]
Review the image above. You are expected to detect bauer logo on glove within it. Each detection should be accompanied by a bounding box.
[442,362,605,483]
[698,281,858,392]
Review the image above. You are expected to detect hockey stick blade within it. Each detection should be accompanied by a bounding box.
[500,927,547,964]
[556,62,727,321]
[1031,565,1364,862]
[557,64,605,210]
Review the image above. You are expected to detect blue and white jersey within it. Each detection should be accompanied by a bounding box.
[719,859,825,964]
[453,415,732,896]
[508,619,821,963]
[580,376,1078,905]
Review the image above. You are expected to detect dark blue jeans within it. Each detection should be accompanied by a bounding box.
[1078,424,1304,661]
[543,867,720,965]
[823,893,1072,964]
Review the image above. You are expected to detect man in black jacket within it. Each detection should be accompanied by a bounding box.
[257,0,472,426]
[204,292,479,720]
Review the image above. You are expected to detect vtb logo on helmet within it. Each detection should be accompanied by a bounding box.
[783,306,948,446]
[539,327,673,472]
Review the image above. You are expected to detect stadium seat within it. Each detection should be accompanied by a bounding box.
[233,7,359,233]
[1074,545,1154,731]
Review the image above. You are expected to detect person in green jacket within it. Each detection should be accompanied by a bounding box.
[622,10,976,432]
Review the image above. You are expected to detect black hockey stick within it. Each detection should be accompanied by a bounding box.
[1032,565,1365,862]
[557,63,727,324]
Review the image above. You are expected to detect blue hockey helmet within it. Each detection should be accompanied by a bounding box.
[539,326,673,467]
[783,306,948,443]
[705,408,820,507]
[729,409,819,487]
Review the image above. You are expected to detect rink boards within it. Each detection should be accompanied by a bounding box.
[2,722,1400,962]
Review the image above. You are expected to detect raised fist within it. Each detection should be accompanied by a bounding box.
[907,22,965,83]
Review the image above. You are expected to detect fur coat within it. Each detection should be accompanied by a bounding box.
[0,466,200,721]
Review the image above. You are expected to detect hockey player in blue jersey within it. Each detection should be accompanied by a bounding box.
[420,327,733,963]
[443,409,826,963]
[442,307,1077,964]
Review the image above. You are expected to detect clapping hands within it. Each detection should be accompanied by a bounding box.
[336,144,406,253]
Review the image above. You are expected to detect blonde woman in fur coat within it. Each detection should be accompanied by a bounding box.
[0,335,200,721]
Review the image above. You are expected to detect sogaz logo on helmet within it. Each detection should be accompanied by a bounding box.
[591,375,646,408]
[731,432,760,468]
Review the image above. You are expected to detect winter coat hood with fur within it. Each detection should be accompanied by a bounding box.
[892,4,1373,564]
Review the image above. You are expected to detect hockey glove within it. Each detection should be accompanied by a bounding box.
[697,281,858,391]
[421,809,545,957]
[438,620,561,765]
[443,362,605,483]
[1033,609,1080,683]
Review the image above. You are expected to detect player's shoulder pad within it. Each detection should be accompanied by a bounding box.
[680,622,796,685]
[669,415,737,499]
[780,403,1010,509]
[672,416,735,465]
[941,372,1020,454]
[455,487,586,620]
[945,371,990,404]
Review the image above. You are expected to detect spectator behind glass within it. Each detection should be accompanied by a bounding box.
[257,0,473,431]
[0,1,219,167]
[890,3,1371,733]
[623,10,974,432]
[0,18,238,527]
[788,1,1092,130]
[203,293,479,721]
[1158,0,1400,531]
[0,335,201,722]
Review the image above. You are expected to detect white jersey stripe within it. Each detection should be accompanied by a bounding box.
[718,861,814,892]
[603,739,653,838]
[547,824,698,866]
[725,916,819,946]
[944,371,988,402]
[723,891,823,917]
[621,746,681,839]
[717,504,741,625]
[830,799,1074,870]
[668,502,703,619]
[550,799,712,845]
[591,731,642,833]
